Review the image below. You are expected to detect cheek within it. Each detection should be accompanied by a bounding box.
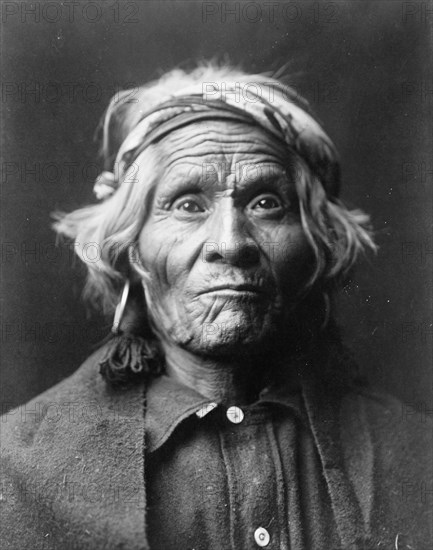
[136,228,196,343]
[268,225,314,290]
[137,226,199,291]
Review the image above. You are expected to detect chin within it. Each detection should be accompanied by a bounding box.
[185,313,279,358]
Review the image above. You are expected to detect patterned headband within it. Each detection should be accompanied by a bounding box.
[93,82,340,200]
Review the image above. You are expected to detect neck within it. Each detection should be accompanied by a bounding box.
[161,339,296,406]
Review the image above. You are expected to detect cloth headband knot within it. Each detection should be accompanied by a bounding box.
[93,82,341,201]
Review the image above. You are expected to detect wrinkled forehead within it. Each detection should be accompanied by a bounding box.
[152,119,294,190]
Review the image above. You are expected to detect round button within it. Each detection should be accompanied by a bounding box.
[195,402,218,418]
[226,406,244,424]
[254,527,270,547]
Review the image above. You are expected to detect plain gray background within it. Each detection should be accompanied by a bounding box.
[1,0,432,412]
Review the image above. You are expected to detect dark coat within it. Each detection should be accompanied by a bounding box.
[1,344,432,549]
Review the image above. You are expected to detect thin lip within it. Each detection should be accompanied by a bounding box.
[197,284,269,295]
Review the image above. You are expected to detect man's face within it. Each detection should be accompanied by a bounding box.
[137,121,314,357]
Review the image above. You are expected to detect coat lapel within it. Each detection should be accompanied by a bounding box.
[301,373,372,549]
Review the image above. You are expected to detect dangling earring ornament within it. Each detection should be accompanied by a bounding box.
[98,279,163,387]
[112,279,130,335]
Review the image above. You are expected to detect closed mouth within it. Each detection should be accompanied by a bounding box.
[198,284,268,295]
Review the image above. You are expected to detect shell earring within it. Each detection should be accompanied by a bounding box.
[112,279,130,335]
[128,244,150,281]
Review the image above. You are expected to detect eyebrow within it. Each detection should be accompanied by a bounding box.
[231,166,294,197]
[156,162,292,198]
[156,171,205,198]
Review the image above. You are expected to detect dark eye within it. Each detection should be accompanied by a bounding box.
[173,196,205,214]
[249,194,284,216]
[253,197,281,210]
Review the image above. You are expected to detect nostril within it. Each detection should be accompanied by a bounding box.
[235,243,260,266]
[202,242,224,263]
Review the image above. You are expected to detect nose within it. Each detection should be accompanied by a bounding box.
[203,200,260,267]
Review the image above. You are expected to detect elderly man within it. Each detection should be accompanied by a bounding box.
[1,65,431,550]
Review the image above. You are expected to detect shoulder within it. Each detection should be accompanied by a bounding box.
[340,387,432,453]
[339,386,432,545]
[339,386,432,473]
[337,387,433,546]
[0,343,144,455]
[0,345,108,443]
